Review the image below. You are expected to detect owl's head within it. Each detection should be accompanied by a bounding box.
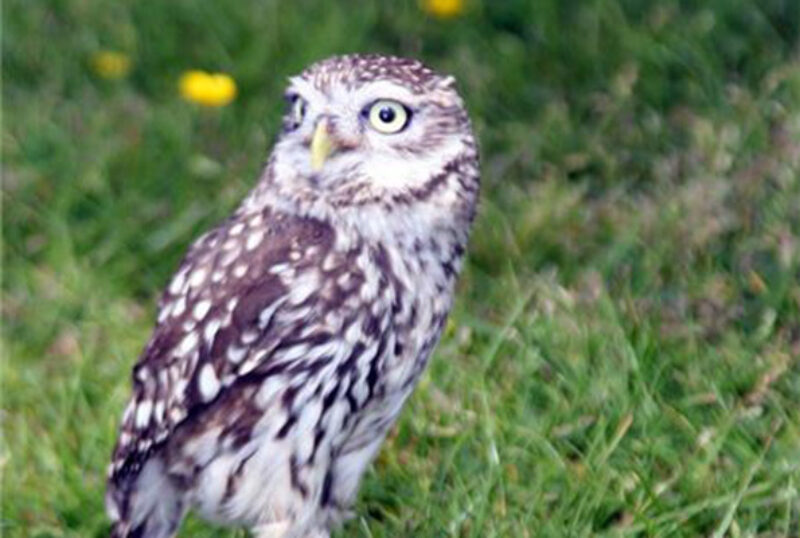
[259,54,478,231]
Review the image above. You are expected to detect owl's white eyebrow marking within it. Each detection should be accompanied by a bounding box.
[287,77,324,101]
[289,76,419,112]
[352,81,416,105]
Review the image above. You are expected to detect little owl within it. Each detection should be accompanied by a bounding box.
[107,54,479,538]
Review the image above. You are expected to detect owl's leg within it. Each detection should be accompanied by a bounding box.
[252,521,289,538]
[252,521,329,538]
[107,457,186,538]
[329,434,386,511]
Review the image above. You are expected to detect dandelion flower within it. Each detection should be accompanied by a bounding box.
[179,70,237,107]
[421,0,464,18]
[91,51,132,80]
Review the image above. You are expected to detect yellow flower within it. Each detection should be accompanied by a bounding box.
[421,0,464,18]
[179,70,237,107]
[91,51,132,79]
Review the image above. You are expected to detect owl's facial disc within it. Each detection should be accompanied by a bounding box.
[270,57,473,206]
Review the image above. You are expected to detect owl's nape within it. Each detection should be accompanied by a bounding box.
[107,54,478,538]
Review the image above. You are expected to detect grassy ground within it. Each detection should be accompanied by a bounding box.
[3,0,800,536]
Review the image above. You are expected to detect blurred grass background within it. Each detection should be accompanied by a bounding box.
[3,0,800,536]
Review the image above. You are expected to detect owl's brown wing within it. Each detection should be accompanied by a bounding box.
[107,205,372,502]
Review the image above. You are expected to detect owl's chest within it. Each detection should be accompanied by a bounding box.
[349,237,458,395]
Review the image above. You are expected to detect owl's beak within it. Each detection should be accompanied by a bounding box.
[310,118,336,172]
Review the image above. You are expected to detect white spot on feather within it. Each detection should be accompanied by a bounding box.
[176,332,198,356]
[258,301,283,328]
[135,400,153,428]
[233,264,247,278]
[241,330,259,344]
[221,248,241,267]
[255,376,284,408]
[345,322,361,344]
[352,377,369,406]
[122,401,135,423]
[169,268,188,294]
[268,263,290,274]
[360,268,380,301]
[136,366,150,382]
[222,374,236,386]
[158,303,172,323]
[154,401,165,423]
[188,268,207,288]
[229,222,245,236]
[171,296,186,317]
[239,349,268,375]
[198,363,220,402]
[337,272,352,288]
[322,253,337,271]
[227,345,247,363]
[275,343,309,362]
[245,230,263,251]
[289,271,318,304]
[193,299,211,320]
[204,318,221,345]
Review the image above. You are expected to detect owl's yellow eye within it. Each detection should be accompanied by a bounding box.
[366,100,410,134]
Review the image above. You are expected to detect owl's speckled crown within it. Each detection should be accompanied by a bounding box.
[299,54,453,94]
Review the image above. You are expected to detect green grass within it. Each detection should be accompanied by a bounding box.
[3,0,800,536]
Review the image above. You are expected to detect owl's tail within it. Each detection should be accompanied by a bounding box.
[106,457,185,538]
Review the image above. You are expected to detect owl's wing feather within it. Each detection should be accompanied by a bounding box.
[108,206,363,491]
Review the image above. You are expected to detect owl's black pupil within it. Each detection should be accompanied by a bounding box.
[378,107,396,123]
